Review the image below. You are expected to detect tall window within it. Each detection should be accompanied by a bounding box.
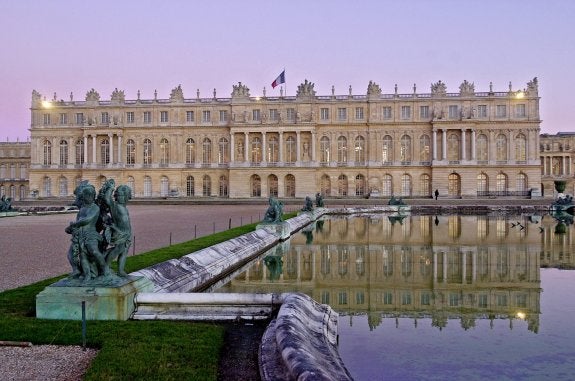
[186,138,195,164]
[496,173,508,193]
[268,175,278,197]
[160,176,169,197]
[400,135,411,162]
[338,174,348,196]
[268,136,279,163]
[101,112,109,124]
[143,111,151,124]
[447,134,460,161]
[320,108,329,120]
[285,136,296,163]
[218,138,229,164]
[448,173,461,197]
[477,134,488,161]
[496,134,507,161]
[250,175,261,197]
[383,106,392,119]
[252,109,261,122]
[143,139,152,165]
[59,140,68,165]
[448,105,459,119]
[477,173,488,194]
[144,176,152,197]
[127,177,135,196]
[186,176,195,196]
[202,138,212,165]
[337,136,347,164]
[186,111,195,122]
[419,134,430,162]
[420,106,429,119]
[477,105,487,118]
[59,176,68,196]
[159,138,169,165]
[219,110,228,122]
[43,176,52,197]
[59,113,68,125]
[43,114,51,125]
[203,175,211,196]
[100,138,110,164]
[320,136,330,163]
[75,113,84,125]
[269,109,279,121]
[202,110,211,123]
[286,108,295,121]
[401,174,412,196]
[382,135,393,162]
[251,137,262,163]
[320,174,331,196]
[126,111,134,123]
[219,175,228,197]
[355,107,364,120]
[160,111,168,123]
[401,106,411,119]
[285,174,296,197]
[383,174,392,196]
[420,174,431,197]
[126,139,135,165]
[43,140,52,165]
[354,136,365,164]
[355,174,366,196]
[515,133,526,161]
[75,139,84,165]
[338,108,347,120]
[516,173,527,193]
[496,105,507,118]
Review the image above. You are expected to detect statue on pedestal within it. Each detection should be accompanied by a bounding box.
[263,197,283,223]
[301,196,314,212]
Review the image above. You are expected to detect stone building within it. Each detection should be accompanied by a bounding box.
[27,78,541,199]
[540,132,575,197]
[0,141,30,200]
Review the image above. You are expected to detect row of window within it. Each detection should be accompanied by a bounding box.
[0,164,27,179]
[40,104,528,126]
[41,132,529,166]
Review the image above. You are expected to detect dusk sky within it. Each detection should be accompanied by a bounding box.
[1,0,573,141]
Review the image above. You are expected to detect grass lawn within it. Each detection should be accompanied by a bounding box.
[0,216,292,381]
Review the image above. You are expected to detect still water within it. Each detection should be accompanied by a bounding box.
[217,214,575,380]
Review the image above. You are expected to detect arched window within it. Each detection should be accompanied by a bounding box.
[496,134,507,161]
[476,134,488,161]
[382,174,393,196]
[127,176,135,196]
[250,175,261,197]
[401,174,412,196]
[100,138,110,164]
[448,173,461,197]
[75,139,84,165]
[59,176,68,196]
[285,136,296,163]
[420,174,431,197]
[320,174,331,196]
[447,133,460,161]
[251,136,262,164]
[126,139,135,165]
[186,138,196,165]
[143,176,152,197]
[203,175,211,196]
[320,136,330,163]
[218,137,229,164]
[516,173,527,193]
[19,185,26,200]
[400,135,411,162]
[355,174,366,196]
[382,135,393,163]
[160,138,169,165]
[477,173,488,195]
[160,176,169,197]
[202,138,212,165]
[338,174,348,196]
[268,174,278,197]
[285,174,296,197]
[268,136,279,163]
[337,136,347,164]
[419,134,431,162]
[515,133,527,161]
[186,176,194,196]
[219,175,228,197]
[143,139,152,166]
[43,140,52,165]
[59,140,68,165]
[43,176,52,197]
[354,136,365,164]
[496,173,508,193]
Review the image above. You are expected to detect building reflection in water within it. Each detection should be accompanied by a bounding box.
[217,214,575,333]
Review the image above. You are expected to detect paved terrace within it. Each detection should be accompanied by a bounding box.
[1,198,552,292]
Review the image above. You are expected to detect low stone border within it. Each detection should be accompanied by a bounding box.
[259,293,353,381]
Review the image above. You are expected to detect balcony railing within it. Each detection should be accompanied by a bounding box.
[477,191,530,197]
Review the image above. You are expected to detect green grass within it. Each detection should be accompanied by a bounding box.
[0,213,296,380]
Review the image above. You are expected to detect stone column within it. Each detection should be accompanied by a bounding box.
[471,130,476,160]
[92,135,97,164]
[432,130,437,160]
[462,251,467,284]
[443,251,447,283]
[563,156,567,176]
[442,129,447,160]
[279,132,284,163]
[109,134,114,165]
[461,129,466,161]
[230,133,235,162]
[244,132,249,163]
[433,251,438,283]
[311,131,316,162]
[262,132,267,164]
[117,135,122,164]
[472,251,477,284]
[83,136,88,164]
[296,131,301,163]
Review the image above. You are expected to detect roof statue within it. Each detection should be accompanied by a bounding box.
[296,79,316,98]
[367,81,382,98]
[85,88,100,102]
[459,80,475,96]
[170,84,184,102]
[231,82,250,98]
[31,90,42,106]
[526,77,539,97]
[110,88,125,104]
[431,80,447,97]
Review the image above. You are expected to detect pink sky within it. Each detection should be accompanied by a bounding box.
[1,0,573,141]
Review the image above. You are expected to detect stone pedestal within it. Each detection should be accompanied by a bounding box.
[257,221,291,240]
[36,276,153,320]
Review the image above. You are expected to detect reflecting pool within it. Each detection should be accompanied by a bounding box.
[216,214,575,380]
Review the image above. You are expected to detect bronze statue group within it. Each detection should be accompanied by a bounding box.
[66,179,132,283]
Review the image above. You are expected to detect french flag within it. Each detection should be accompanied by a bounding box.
[271,70,286,89]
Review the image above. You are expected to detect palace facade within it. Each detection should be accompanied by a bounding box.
[25,78,542,199]
[540,132,575,197]
[0,141,30,200]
